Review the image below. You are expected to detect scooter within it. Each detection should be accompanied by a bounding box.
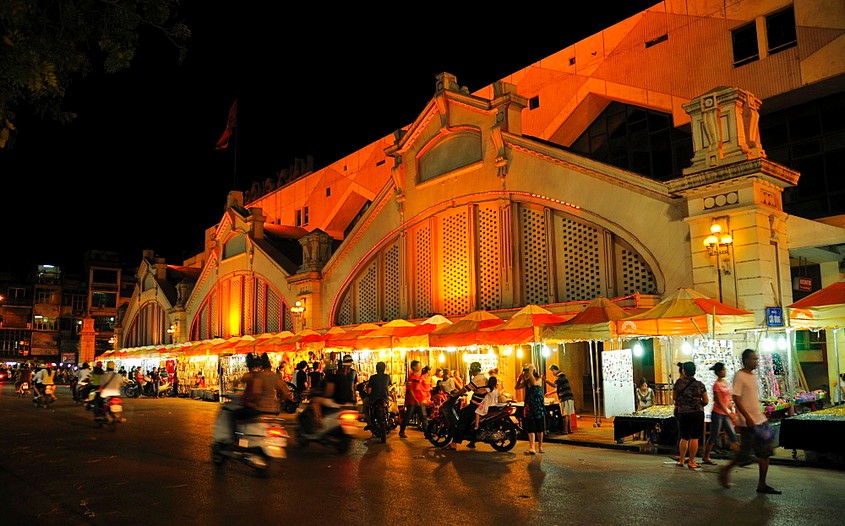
[32,384,57,408]
[73,377,93,404]
[16,381,31,398]
[295,399,359,453]
[211,392,289,478]
[425,395,520,452]
[85,392,124,431]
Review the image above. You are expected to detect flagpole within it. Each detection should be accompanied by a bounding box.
[233,122,238,190]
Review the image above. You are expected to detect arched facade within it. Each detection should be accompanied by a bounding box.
[333,193,659,325]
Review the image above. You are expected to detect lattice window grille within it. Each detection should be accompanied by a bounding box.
[619,247,657,295]
[256,282,267,334]
[441,212,470,316]
[199,303,209,340]
[357,263,379,323]
[560,217,603,302]
[243,277,254,336]
[337,294,352,326]
[266,286,281,333]
[229,276,243,337]
[384,244,400,321]
[478,205,502,310]
[415,226,432,318]
[210,291,218,339]
[520,208,550,305]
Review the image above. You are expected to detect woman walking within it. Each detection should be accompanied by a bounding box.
[516,363,546,454]
[673,361,708,469]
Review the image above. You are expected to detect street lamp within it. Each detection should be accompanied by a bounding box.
[703,218,733,302]
[290,300,306,330]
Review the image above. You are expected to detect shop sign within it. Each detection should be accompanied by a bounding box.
[792,276,813,291]
[766,307,784,327]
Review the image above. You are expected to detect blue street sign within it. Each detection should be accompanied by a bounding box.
[766,306,784,327]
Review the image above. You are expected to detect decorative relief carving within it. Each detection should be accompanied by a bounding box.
[703,192,739,210]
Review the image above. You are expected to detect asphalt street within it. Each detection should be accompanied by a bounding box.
[1,383,843,526]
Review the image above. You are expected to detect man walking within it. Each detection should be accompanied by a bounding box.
[719,349,781,494]
[547,364,574,434]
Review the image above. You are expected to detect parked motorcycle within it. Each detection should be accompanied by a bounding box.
[295,399,359,453]
[85,392,124,431]
[32,384,57,409]
[211,392,289,478]
[121,379,141,398]
[425,395,520,452]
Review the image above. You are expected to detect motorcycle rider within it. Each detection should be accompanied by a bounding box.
[32,364,57,404]
[364,361,392,433]
[95,362,126,420]
[229,353,293,441]
[74,362,93,401]
[15,364,32,396]
[448,361,488,450]
[308,355,357,428]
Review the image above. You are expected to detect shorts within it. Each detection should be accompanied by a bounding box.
[524,416,546,433]
[736,426,774,461]
[676,410,704,440]
[560,399,575,416]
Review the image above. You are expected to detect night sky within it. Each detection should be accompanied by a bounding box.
[0,2,657,275]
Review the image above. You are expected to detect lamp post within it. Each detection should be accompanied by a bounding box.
[290,300,305,332]
[703,218,733,303]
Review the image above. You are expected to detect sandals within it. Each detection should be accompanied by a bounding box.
[538,449,545,454]
[756,485,782,495]
[524,449,536,455]
[675,461,686,467]
[687,461,701,469]
[702,459,718,465]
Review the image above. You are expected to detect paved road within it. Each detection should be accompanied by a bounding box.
[1,383,843,526]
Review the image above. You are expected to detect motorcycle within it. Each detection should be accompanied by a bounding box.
[425,395,520,452]
[73,377,94,404]
[16,381,31,398]
[295,399,359,453]
[211,392,289,478]
[32,384,57,408]
[121,378,141,398]
[366,398,391,443]
[85,392,124,431]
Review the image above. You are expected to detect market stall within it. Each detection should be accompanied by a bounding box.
[613,404,678,445]
[779,404,845,456]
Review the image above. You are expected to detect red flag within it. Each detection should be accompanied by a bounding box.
[215,99,237,150]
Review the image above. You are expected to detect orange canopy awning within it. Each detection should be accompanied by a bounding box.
[615,288,757,336]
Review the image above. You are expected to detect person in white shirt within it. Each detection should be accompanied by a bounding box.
[32,365,56,403]
[474,376,500,430]
[718,349,780,495]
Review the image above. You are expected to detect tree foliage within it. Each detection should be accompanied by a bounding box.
[0,0,190,148]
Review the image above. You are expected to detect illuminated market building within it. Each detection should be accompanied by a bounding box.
[102,0,844,410]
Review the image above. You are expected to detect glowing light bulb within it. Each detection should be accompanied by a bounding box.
[777,336,787,350]
[681,340,693,355]
[438,352,445,363]
[762,337,776,353]
[516,348,524,359]
[542,345,550,358]
[633,342,644,357]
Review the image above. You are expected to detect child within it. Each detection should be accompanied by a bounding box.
[474,376,499,429]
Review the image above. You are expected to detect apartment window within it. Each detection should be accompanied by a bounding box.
[570,101,692,181]
[326,187,331,197]
[645,34,668,48]
[732,22,759,66]
[767,6,796,54]
[35,289,58,304]
[568,57,576,66]
[765,93,845,219]
[303,206,309,225]
[295,209,302,226]
[91,291,117,309]
[529,96,540,110]
[32,316,58,331]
